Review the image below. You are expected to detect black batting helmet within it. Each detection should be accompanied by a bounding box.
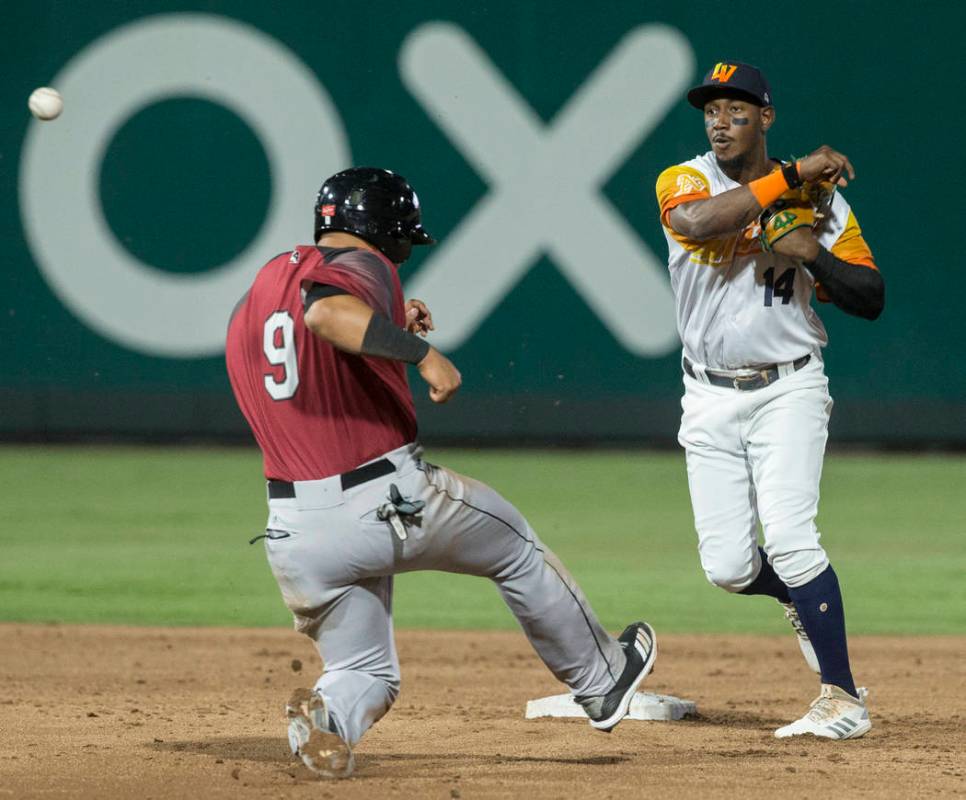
[313,167,435,264]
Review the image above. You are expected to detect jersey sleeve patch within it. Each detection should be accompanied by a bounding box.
[655,165,712,227]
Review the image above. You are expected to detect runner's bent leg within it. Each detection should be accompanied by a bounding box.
[412,462,624,697]
[263,500,399,747]
[309,577,399,746]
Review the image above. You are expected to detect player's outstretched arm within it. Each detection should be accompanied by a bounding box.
[305,294,461,403]
[670,145,856,241]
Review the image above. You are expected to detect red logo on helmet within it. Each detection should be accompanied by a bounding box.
[321,204,336,216]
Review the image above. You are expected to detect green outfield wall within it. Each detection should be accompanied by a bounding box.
[2,1,963,443]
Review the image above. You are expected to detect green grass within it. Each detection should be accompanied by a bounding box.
[0,446,963,634]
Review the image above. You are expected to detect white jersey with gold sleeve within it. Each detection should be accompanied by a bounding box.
[655,151,877,371]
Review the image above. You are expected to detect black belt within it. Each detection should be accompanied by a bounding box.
[683,354,811,391]
[267,458,395,499]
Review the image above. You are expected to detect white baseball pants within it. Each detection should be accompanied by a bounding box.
[678,356,832,592]
[262,443,624,746]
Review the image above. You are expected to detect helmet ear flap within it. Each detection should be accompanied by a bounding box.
[384,237,412,265]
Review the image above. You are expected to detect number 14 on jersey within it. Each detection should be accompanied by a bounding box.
[763,267,795,307]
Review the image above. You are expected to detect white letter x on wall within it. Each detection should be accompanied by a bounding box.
[399,23,694,356]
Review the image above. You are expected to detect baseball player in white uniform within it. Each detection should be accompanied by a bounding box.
[655,63,884,740]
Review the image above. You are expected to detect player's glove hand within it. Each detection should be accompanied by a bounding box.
[758,182,835,252]
[758,198,816,252]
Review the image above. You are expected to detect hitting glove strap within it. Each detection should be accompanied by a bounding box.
[361,312,431,364]
[805,247,885,321]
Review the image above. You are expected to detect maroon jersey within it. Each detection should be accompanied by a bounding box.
[226,245,417,481]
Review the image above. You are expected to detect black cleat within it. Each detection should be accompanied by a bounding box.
[576,622,657,732]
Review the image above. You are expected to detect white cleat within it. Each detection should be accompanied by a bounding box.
[286,687,354,778]
[780,601,820,674]
[775,684,871,740]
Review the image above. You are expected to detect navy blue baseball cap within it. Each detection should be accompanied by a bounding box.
[687,62,773,109]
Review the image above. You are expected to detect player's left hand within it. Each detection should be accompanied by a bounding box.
[759,194,821,262]
[405,299,434,336]
[769,227,820,262]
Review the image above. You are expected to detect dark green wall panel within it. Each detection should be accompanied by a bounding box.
[2,2,963,442]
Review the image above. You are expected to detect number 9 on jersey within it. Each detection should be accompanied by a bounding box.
[263,311,299,400]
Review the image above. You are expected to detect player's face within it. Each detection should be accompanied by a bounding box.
[703,98,770,161]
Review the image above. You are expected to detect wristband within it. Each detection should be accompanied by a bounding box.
[361,313,431,364]
[748,167,794,208]
[781,160,803,190]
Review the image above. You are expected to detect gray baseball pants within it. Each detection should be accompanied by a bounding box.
[262,442,624,746]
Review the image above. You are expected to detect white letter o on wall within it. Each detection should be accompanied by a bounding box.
[19,13,350,358]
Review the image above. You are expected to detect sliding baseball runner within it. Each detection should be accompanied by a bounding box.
[226,167,656,778]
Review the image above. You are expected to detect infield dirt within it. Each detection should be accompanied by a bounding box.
[0,625,962,799]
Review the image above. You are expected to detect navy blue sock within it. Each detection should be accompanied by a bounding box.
[738,547,791,603]
[788,565,857,698]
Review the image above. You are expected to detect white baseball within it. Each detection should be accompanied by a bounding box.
[28,87,64,121]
